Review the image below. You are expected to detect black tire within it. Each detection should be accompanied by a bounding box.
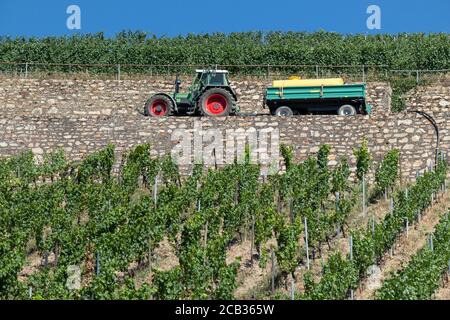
[198,88,234,117]
[144,94,173,117]
[338,104,356,116]
[275,106,294,117]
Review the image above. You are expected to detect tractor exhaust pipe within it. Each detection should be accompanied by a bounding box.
[174,75,181,94]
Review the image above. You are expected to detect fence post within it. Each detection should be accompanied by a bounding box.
[335,192,340,211]
[371,215,375,236]
[96,252,100,276]
[250,215,255,263]
[25,62,28,79]
[315,65,319,78]
[406,218,409,238]
[290,279,295,300]
[416,70,420,84]
[362,65,365,82]
[304,217,310,270]
[349,235,354,300]
[266,64,270,80]
[390,197,394,214]
[204,221,208,249]
[153,174,158,208]
[349,235,353,261]
[362,173,366,216]
[117,64,121,81]
[271,249,275,295]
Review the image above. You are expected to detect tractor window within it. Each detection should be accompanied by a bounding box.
[200,72,208,84]
[209,73,225,85]
[192,73,201,87]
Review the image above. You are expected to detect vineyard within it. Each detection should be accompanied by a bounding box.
[0,31,449,75]
[0,141,448,300]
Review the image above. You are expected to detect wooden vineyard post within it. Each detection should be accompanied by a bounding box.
[291,280,295,300]
[96,252,100,276]
[250,215,255,263]
[271,249,275,295]
[349,235,354,300]
[335,192,340,211]
[349,235,353,261]
[448,259,450,277]
[371,215,375,236]
[153,174,159,208]
[362,173,366,216]
[148,239,153,270]
[304,217,310,270]
[289,198,293,223]
[204,221,208,249]
[406,218,409,238]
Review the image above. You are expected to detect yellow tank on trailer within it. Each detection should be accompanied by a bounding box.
[272,78,345,88]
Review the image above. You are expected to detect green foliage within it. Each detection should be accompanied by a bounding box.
[374,149,400,197]
[275,218,302,277]
[390,77,421,112]
[376,214,450,300]
[331,157,350,194]
[353,139,371,181]
[302,253,358,300]
[1,142,444,300]
[1,32,449,73]
[305,159,447,299]
[280,144,294,170]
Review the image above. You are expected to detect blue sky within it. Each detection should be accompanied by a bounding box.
[0,0,449,37]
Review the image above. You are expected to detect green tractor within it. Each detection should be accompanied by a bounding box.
[144,69,239,117]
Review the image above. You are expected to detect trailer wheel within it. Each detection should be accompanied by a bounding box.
[144,94,173,117]
[338,104,356,116]
[199,88,233,116]
[275,106,294,117]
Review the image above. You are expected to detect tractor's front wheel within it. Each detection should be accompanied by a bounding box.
[198,88,233,117]
[144,94,173,117]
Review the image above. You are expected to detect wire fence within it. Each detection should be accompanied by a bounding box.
[0,62,449,83]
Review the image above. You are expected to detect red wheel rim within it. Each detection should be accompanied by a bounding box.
[206,94,227,115]
[150,99,168,116]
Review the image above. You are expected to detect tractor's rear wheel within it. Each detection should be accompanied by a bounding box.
[145,94,173,117]
[198,88,234,117]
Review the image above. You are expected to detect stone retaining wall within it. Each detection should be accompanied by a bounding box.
[0,77,448,183]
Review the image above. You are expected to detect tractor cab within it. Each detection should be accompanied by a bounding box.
[188,69,231,97]
[145,69,238,117]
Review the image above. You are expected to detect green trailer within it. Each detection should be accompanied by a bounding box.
[264,81,372,116]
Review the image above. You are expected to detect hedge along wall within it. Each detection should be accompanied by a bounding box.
[0,32,449,72]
